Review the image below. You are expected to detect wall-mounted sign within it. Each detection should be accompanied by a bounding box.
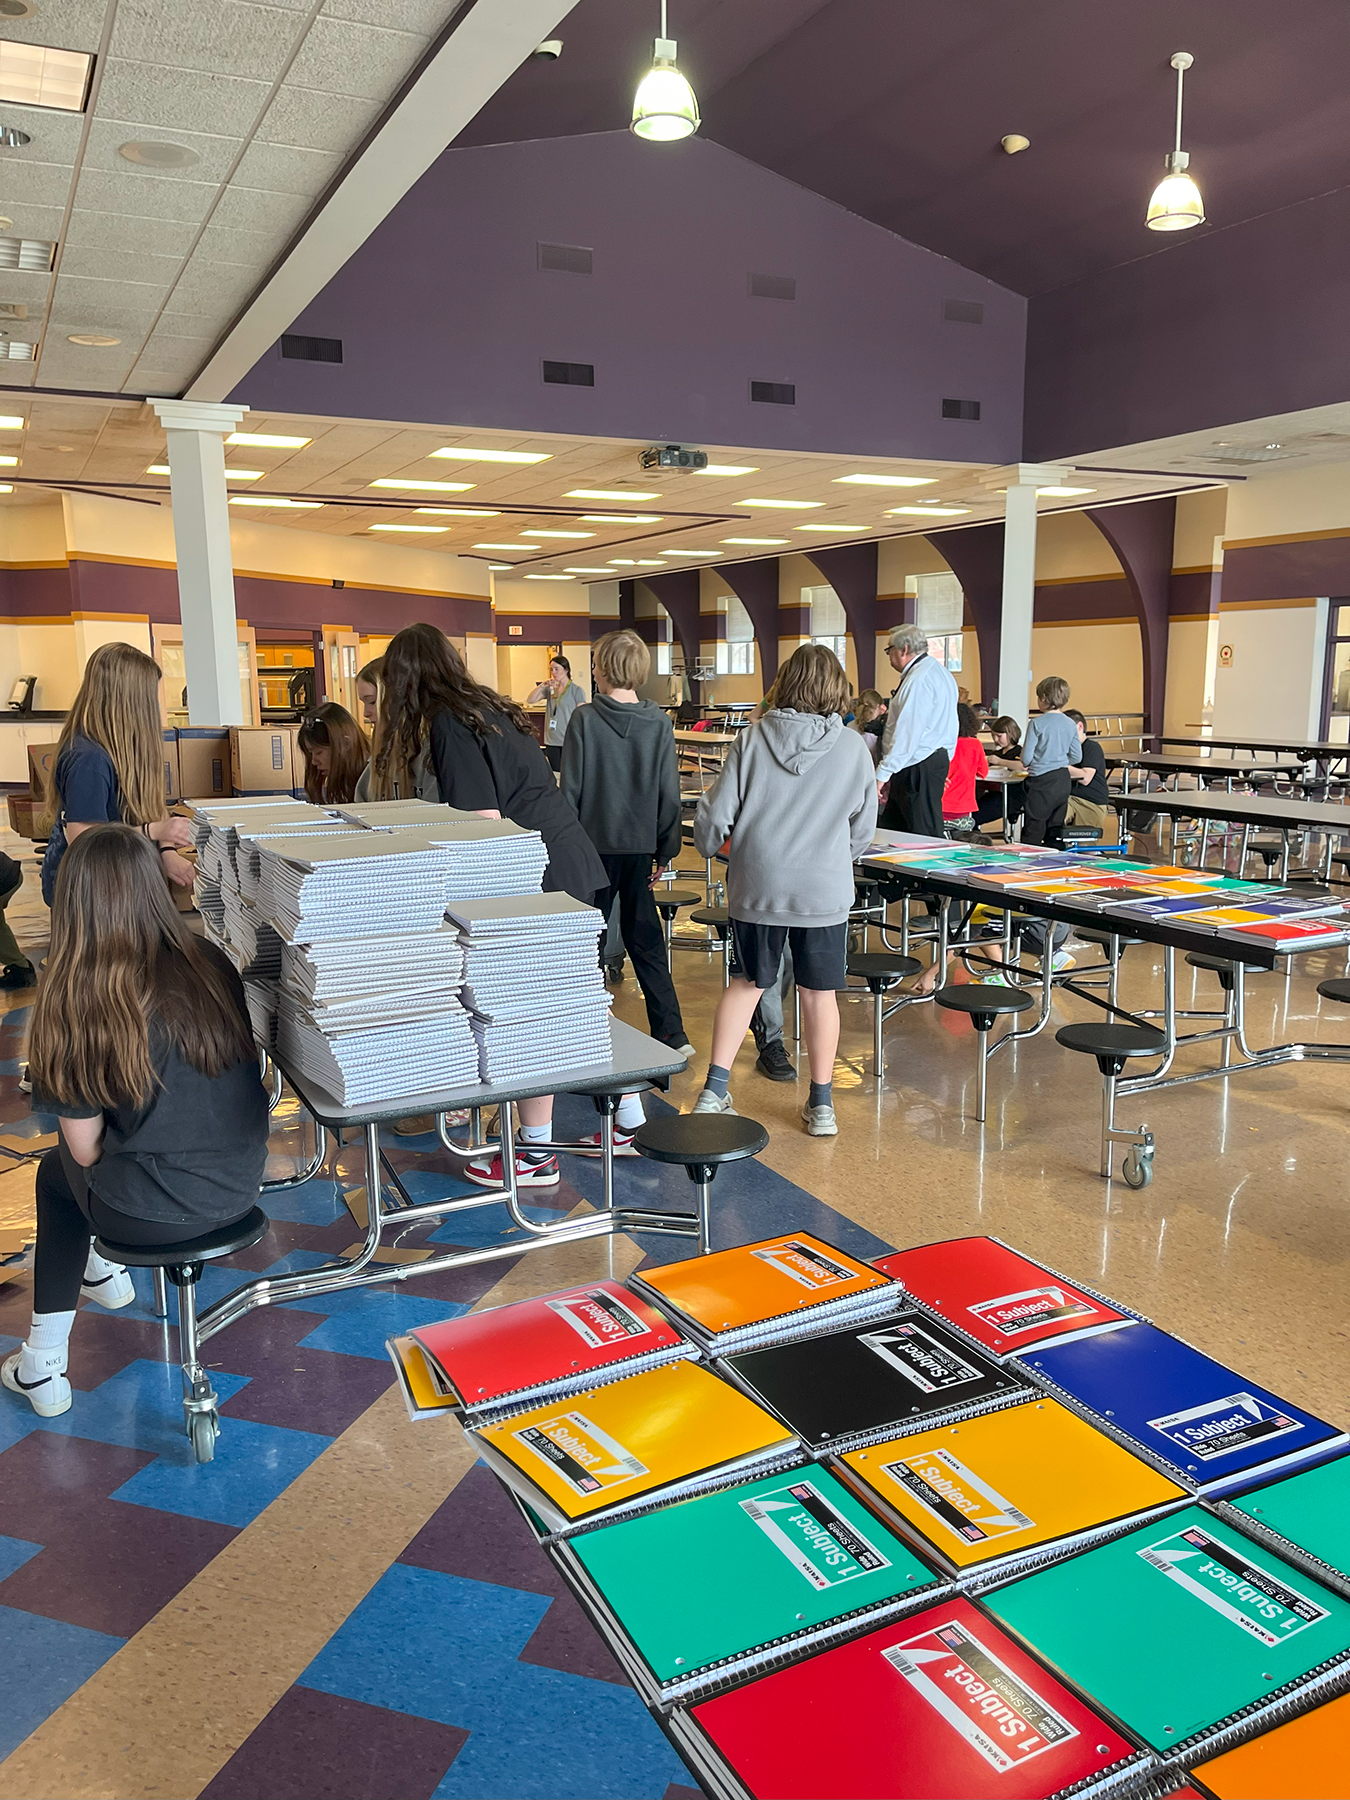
[509,625,523,637]
[1218,643,1234,667]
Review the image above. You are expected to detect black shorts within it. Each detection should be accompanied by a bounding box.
[729,920,847,992]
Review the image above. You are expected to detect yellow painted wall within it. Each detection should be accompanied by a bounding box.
[1030,621,1141,716]
[1164,616,1219,736]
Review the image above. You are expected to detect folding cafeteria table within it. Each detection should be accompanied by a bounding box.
[1114,786,1350,877]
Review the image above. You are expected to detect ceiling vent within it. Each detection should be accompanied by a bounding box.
[751,379,795,405]
[0,237,54,272]
[1202,442,1290,465]
[538,241,592,275]
[943,298,984,324]
[0,303,26,319]
[280,333,342,363]
[542,359,594,386]
[749,272,795,301]
[942,397,981,420]
[0,339,34,359]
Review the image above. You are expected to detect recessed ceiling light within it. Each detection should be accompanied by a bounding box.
[525,572,575,580]
[522,529,593,538]
[0,415,22,430]
[737,497,823,509]
[224,468,264,480]
[415,506,500,516]
[118,139,200,168]
[565,488,660,501]
[487,563,512,570]
[696,464,758,476]
[368,523,447,533]
[835,474,937,487]
[227,431,311,448]
[661,548,717,556]
[67,331,120,346]
[580,513,662,523]
[1036,485,1096,497]
[0,42,92,111]
[0,484,11,494]
[888,505,970,517]
[474,542,532,550]
[369,478,475,492]
[0,341,33,359]
[0,126,30,148]
[634,559,665,566]
[146,464,172,476]
[797,523,866,532]
[609,559,637,566]
[431,446,551,464]
[564,567,614,574]
[722,536,788,545]
[0,455,17,466]
[229,496,322,509]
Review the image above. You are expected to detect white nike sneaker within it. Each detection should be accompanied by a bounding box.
[80,1265,136,1309]
[2,1348,72,1417]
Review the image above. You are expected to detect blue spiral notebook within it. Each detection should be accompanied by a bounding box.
[1015,1324,1345,1494]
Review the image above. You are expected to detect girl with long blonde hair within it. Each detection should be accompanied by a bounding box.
[40,642,193,905]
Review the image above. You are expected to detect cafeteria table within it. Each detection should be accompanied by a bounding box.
[1163,731,1350,774]
[1116,786,1350,877]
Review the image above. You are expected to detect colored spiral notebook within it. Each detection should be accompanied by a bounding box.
[1189,1687,1350,1799]
[837,1394,1187,1577]
[385,1335,458,1422]
[558,1465,943,1706]
[982,1505,1350,1755]
[407,1280,691,1417]
[673,1595,1147,1800]
[470,1359,797,1532]
[873,1236,1139,1358]
[630,1233,898,1354]
[722,1311,1026,1450]
[1216,1453,1350,1595]
[1017,1324,1346,1493]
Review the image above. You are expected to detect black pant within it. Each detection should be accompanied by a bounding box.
[975,781,1024,830]
[543,745,563,772]
[594,854,686,1045]
[33,1145,250,1314]
[1021,768,1073,844]
[880,748,949,836]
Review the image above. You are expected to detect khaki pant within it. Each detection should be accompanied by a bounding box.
[1066,794,1107,831]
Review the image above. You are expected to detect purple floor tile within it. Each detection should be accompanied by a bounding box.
[0,1432,237,1637]
[216,1305,394,1435]
[199,1686,468,1800]
[663,1786,705,1800]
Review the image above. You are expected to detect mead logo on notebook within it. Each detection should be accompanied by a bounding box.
[1139,1526,1329,1648]
[1147,1392,1301,1462]
[967,1285,1099,1338]
[513,1412,648,1496]
[545,1290,652,1349]
[883,1447,1034,1544]
[860,1323,982,1393]
[883,1620,1077,1772]
[739,1481,891,1590]
[749,1240,861,1291]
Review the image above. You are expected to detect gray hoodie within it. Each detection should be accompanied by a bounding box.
[694,709,878,927]
[560,692,682,863]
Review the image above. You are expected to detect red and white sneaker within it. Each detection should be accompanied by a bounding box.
[571,1127,640,1159]
[462,1149,560,1190]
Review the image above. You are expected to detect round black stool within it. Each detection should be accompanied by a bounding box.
[933,983,1036,1121]
[846,952,922,1075]
[1054,1023,1165,1185]
[95,1206,270,1461]
[633,1114,770,1252]
[1317,977,1350,1005]
[1074,925,1141,1002]
[1185,949,1240,991]
[653,887,703,968]
[690,904,731,985]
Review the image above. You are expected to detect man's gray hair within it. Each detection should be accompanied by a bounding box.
[888,623,929,657]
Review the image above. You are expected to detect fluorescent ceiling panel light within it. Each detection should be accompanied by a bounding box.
[146,464,171,475]
[229,496,321,509]
[224,469,264,480]
[609,559,637,566]
[564,567,614,574]
[369,478,475,492]
[0,416,23,430]
[696,464,757,476]
[0,485,11,494]
[580,513,662,523]
[474,542,532,550]
[0,455,17,467]
[522,529,593,538]
[0,343,33,360]
[227,432,310,448]
[635,559,665,566]
[368,523,447,533]
[722,536,787,545]
[565,488,660,501]
[835,474,937,487]
[797,523,866,532]
[525,573,575,580]
[416,507,499,516]
[431,446,551,464]
[888,505,970,517]
[737,497,823,509]
[1036,485,1096,497]
[0,42,93,112]
[661,548,717,556]
[487,563,512,570]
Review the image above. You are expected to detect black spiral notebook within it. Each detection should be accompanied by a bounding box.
[722,1311,1028,1452]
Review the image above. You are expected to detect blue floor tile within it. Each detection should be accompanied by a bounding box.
[111,1413,332,1528]
[0,1532,40,1581]
[0,1604,124,1759]
[256,1176,353,1226]
[40,1358,251,1456]
[295,1292,470,1360]
[301,1564,687,1800]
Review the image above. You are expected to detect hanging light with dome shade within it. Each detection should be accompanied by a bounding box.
[1146,51,1206,231]
[631,0,700,142]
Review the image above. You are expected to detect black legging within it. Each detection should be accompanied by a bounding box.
[33,1145,250,1313]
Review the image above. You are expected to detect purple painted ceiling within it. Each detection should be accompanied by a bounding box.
[458,0,1350,299]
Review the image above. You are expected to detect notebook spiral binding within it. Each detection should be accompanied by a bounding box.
[631,1278,904,1356]
[961,1498,1196,1597]
[533,1445,810,1545]
[797,1380,1034,1460]
[1171,1651,1350,1764]
[1205,1496,1350,1602]
[457,1341,702,1429]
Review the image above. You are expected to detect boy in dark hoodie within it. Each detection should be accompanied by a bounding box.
[561,632,694,1102]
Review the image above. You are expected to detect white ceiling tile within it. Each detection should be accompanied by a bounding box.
[0,159,76,211]
[0,1,112,55]
[65,208,198,260]
[210,184,312,238]
[58,244,187,286]
[96,59,270,139]
[230,140,340,198]
[322,0,452,30]
[110,1,308,82]
[70,167,218,228]
[0,271,56,307]
[35,350,141,388]
[193,221,278,268]
[79,117,244,186]
[255,83,379,153]
[48,288,165,334]
[0,110,87,167]
[0,205,70,244]
[164,259,262,311]
[282,17,426,102]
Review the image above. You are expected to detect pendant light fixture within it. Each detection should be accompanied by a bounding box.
[1146,51,1205,231]
[631,0,699,142]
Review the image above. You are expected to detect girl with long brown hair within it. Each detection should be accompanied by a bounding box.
[3,827,268,1418]
[40,641,194,905]
[297,702,370,805]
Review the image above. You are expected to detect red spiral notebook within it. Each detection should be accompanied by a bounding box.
[677,1596,1145,1800]
[408,1281,691,1415]
[871,1237,1138,1358]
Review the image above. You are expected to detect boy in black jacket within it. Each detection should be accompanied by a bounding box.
[561,633,694,1092]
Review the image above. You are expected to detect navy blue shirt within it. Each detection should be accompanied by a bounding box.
[41,735,122,905]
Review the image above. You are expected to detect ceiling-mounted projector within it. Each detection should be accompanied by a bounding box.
[641,444,708,472]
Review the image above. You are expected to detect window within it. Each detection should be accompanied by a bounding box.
[714,641,755,674]
[928,634,963,672]
[802,585,848,669]
[655,643,670,676]
[914,572,963,675]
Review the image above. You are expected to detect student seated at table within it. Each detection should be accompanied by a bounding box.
[692,644,877,1138]
[2,827,269,1418]
[297,702,369,806]
[974,715,1024,832]
[941,703,989,834]
[1020,677,1081,845]
[1064,709,1110,833]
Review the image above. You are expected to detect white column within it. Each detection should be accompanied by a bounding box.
[979,463,1066,731]
[152,399,249,726]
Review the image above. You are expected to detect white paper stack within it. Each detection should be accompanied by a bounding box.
[280,925,464,1008]
[449,894,611,1082]
[193,803,331,886]
[235,822,367,904]
[220,884,283,980]
[337,801,476,827]
[193,873,226,935]
[385,820,549,901]
[258,834,455,943]
[244,979,279,1048]
[276,999,479,1106]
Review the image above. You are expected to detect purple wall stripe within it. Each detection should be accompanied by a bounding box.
[1222,538,1350,606]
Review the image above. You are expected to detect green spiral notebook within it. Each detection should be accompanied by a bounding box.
[558,1465,943,1705]
[1216,1453,1350,1597]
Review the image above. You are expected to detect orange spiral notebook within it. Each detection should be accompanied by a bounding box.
[1190,1689,1350,1799]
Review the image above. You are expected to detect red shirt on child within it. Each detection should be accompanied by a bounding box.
[942,735,989,817]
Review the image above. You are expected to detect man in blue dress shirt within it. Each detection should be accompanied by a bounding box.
[874,624,959,836]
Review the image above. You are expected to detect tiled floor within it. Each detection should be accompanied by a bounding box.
[0,835,1347,1799]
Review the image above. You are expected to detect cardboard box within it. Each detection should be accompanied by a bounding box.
[25,742,57,796]
[7,793,46,839]
[230,725,297,796]
[162,729,181,805]
[176,728,232,801]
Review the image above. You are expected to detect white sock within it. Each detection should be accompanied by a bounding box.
[519,1121,551,1156]
[25,1309,75,1372]
[84,1247,124,1283]
[616,1093,646,1131]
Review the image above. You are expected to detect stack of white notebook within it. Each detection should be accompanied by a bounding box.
[193,802,331,887]
[385,819,550,901]
[449,894,611,1082]
[219,884,283,980]
[235,822,365,904]
[259,834,456,943]
[336,801,474,827]
[276,999,479,1106]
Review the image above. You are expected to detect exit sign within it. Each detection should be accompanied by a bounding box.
[508,625,522,637]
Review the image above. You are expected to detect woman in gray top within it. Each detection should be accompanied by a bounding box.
[529,655,586,771]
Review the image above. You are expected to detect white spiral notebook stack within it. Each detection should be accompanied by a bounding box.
[259,834,456,944]
[276,998,479,1106]
[385,819,550,901]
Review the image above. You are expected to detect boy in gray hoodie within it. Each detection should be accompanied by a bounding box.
[692,644,877,1137]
